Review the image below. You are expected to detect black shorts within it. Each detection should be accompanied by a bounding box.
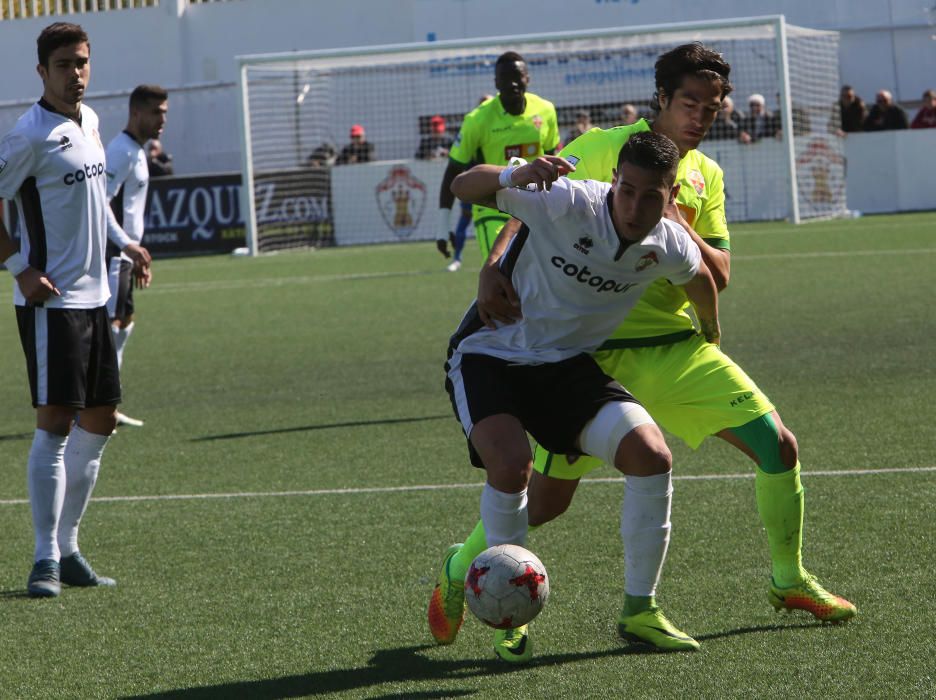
[15,305,122,409]
[445,351,637,469]
[106,257,134,320]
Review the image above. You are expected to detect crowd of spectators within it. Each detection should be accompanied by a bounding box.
[303,85,935,169]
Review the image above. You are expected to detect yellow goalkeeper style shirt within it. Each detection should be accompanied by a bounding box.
[449,92,559,225]
[559,120,730,343]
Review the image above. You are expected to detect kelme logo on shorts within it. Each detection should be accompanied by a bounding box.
[63,162,105,186]
[551,256,637,293]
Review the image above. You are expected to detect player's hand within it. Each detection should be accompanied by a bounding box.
[123,242,152,268]
[700,318,721,346]
[134,265,153,289]
[436,238,451,258]
[15,267,60,303]
[477,263,522,329]
[511,156,576,191]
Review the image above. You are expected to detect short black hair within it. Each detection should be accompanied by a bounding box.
[615,131,680,184]
[130,84,169,109]
[651,42,732,113]
[37,22,89,67]
[495,51,526,71]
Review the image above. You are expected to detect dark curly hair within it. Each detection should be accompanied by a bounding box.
[650,43,732,113]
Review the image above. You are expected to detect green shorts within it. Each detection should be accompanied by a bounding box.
[533,332,775,480]
[473,216,509,259]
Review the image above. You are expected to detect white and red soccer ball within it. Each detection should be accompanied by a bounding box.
[465,544,550,629]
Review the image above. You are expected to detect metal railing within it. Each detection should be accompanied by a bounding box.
[0,0,225,20]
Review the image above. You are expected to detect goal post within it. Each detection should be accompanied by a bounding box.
[237,15,846,255]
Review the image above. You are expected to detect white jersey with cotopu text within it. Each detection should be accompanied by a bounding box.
[0,101,115,309]
[105,130,149,260]
[450,177,702,364]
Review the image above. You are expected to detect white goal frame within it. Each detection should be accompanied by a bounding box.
[237,15,840,255]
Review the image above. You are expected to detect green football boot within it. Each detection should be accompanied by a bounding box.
[493,624,532,664]
[768,573,857,622]
[428,544,466,645]
[617,607,700,652]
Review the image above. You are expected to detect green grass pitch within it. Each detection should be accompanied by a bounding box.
[1,212,934,698]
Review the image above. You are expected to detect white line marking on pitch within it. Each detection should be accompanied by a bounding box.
[0,466,933,507]
[144,247,936,294]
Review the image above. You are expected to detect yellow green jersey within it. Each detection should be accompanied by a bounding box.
[450,92,559,225]
[559,120,730,343]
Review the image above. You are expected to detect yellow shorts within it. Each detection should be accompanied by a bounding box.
[533,332,775,480]
[473,216,509,259]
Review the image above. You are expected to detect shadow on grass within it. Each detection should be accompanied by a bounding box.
[0,589,31,599]
[0,431,33,442]
[695,620,828,641]
[122,642,661,699]
[191,415,451,442]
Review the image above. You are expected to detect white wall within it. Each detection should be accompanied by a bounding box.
[1,0,933,104]
[0,0,933,216]
[844,129,936,214]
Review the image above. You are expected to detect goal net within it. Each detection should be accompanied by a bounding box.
[237,15,846,254]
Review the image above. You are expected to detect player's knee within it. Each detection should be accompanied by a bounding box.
[580,400,657,472]
[485,457,532,493]
[614,435,672,476]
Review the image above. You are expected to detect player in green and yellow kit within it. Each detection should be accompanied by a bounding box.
[435,52,559,267]
[428,43,856,664]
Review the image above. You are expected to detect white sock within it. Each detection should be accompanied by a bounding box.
[620,472,673,597]
[480,483,528,547]
[113,321,134,370]
[27,429,68,562]
[57,425,109,558]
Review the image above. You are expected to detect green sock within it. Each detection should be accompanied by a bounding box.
[755,461,807,587]
[622,594,656,617]
[449,521,540,582]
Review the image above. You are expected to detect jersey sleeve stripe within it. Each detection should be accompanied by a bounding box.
[19,176,48,272]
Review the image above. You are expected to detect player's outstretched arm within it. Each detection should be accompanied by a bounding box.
[451,157,576,208]
[680,262,720,344]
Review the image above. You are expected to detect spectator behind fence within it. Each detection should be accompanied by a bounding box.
[564,109,594,145]
[307,142,337,167]
[863,90,908,131]
[835,85,866,134]
[911,89,936,129]
[147,139,173,177]
[707,95,741,140]
[619,103,638,125]
[738,93,780,143]
[336,123,374,165]
[415,115,454,160]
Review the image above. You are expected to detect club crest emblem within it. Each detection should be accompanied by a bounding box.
[375,166,427,239]
[687,169,705,195]
[532,114,543,130]
[635,251,659,272]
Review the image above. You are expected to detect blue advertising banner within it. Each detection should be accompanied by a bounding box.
[144,173,245,257]
[144,168,334,257]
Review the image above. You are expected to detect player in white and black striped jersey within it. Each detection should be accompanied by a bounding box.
[105,85,168,427]
[0,22,152,598]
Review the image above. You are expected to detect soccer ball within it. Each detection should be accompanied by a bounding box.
[464,544,549,629]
